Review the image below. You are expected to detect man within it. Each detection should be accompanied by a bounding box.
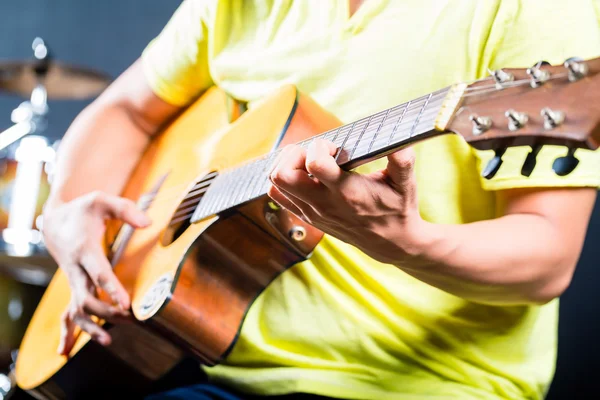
[42,0,600,399]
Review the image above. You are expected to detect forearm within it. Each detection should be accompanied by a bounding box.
[399,214,577,306]
[45,102,150,211]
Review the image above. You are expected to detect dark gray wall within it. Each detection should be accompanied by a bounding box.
[0,1,596,398]
[0,0,182,141]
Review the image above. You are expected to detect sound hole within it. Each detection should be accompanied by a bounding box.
[160,171,218,246]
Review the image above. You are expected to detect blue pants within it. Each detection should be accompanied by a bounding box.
[146,383,330,400]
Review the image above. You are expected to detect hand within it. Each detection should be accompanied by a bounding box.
[42,191,151,356]
[267,139,430,264]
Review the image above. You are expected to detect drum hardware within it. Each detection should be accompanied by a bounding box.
[0,135,58,287]
[0,37,112,151]
[0,37,111,99]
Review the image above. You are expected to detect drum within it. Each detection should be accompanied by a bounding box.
[0,136,58,286]
[0,274,45,373]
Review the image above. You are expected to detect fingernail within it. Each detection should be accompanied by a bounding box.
[138,214,152,227]
[95,334,109,346]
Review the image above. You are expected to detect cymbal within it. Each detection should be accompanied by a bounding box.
[0,59,111,100]
[0,240,57,287]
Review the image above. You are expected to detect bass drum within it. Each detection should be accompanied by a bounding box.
[0,136,58,287]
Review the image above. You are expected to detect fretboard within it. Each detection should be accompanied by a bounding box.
[190,86,450,223]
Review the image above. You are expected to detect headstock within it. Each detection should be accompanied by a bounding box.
[441,57,600,179]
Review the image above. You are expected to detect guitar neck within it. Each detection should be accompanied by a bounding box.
[190,86,452,223]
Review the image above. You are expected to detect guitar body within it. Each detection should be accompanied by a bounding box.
[14,84,341,399]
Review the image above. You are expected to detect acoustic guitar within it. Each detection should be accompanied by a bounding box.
[14,57,600,398]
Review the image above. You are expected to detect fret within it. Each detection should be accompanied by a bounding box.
[387,95,429,143]
[211,173,236,216]
[349,107,403,161]
[257,150,280,197]
[242,157,267,203]
[387,100,410,146]
[352,96,436,161]
[334,122,356,163]
[409,93,432,138]
[349,113,378,160]
[233,160,257,205]
[228,162,253,209]
[348,109,389,161]
[367,107,392,154]
[335,118,370,164]
[248,154,272,199]
[326,126,342,143]
[332,124,354,150]
[200,172,228,217]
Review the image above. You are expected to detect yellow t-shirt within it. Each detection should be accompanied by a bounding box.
[141,1,600,399]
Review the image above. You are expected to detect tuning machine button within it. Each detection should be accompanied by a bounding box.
[469,115,492,135]
[564,57,589,82]
[521,144,543,177]
[527,61,551,88]
[505,109,528,131]
[482,148,506,179]
[540,107,565,130]
[553,148,580,176]
[489,68,514,89]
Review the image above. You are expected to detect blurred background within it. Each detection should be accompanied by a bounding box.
[0,1,597,399]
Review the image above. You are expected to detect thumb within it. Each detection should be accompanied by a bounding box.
[95,194,152,228]
[385,146,416,191]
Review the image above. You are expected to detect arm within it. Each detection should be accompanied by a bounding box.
[402,186,596,305]
[46,58,181,207]
[43,59,184,354]
[267,139,597,306]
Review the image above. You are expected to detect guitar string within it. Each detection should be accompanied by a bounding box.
[167,103,442,221]
[167,68,575,224]
[167,110,446,226]
[154,99,444,213]
[136,71,571,207]
[167,106,443,221]
[145,96,446,207]
[151,75,567,219]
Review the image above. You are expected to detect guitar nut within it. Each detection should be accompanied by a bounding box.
[289,226,306,241]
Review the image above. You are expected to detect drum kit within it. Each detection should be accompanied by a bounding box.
[0,37,111,398]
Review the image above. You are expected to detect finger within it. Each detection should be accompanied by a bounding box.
[88,192,151,228]
[305,139,344,186]
[80,245,130,310]
[81,291,131,321]
[268,145,290,176]
[271,184,322,223]
[385,146,416,190]
[267,184,303,216]
[72,312,111,346]
[58,310,77,356]
[270,145,323,196]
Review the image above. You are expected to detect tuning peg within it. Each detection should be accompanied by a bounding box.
[469,114,492,135]
[540,107,565,130]
[527,61,551,88]
[482,148,506,179]
[505,109,529,131]
[521,144,543,177]
[552,148,580,176]
[488,68,514,89]
[564,57,588,82]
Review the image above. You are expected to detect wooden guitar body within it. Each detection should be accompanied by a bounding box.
[14,84,340,399]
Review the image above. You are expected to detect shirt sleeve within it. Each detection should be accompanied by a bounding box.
[141,0,213,107]
[471,0,600,190]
